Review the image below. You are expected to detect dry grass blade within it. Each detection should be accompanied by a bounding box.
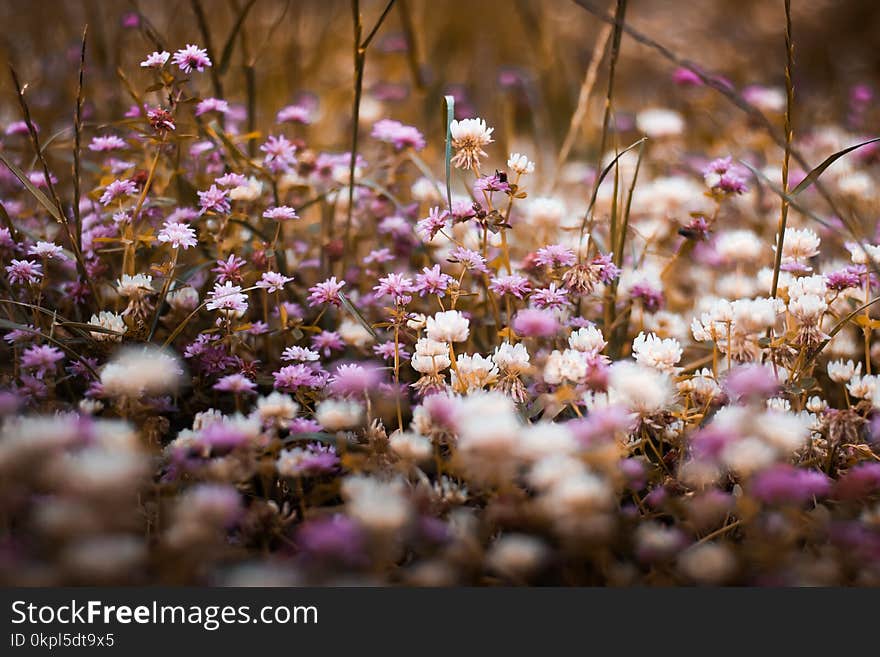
[789,137,880,197]
[218,0,258,75]
[0,151,65,224]
[72,26,88,259]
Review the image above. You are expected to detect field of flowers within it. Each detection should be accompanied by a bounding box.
[1,0,880,586]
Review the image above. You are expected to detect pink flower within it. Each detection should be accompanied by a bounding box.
[273,364,322,391]
[534,244,576,269]
[21,344,64,377]
[489,273,531,299]
[207,281,249,314]
[371,119,426,151]
[28,241,64,260]
[99,178,137,206]
[532,282,570,310]
[6,259,43,285]
[213,373,257,394]
[263,206,299,221]
[417,206,449,241]
[140,51,170,68]
[512,308,559,337]
[260,134,297,173]
[308,277,346,307]
[373,272,415,304]
[415,265,453,297]
[172,44,212,73]
[88,135,128,152]
[276,104,313,125]
[157,220,198,249]
[256,271,293,294]
[448,246,488,274]
[198,184,230,215]
[195,97,230,116]
[212,254,248,284]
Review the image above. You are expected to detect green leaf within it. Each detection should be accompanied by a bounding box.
[790,136,880,196]
[0,150,66,224]
[443,95,454,211]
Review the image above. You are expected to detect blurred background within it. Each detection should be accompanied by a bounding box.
[0,0,878,173]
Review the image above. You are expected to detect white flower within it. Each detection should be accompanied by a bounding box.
[788,294,827,325]
[426,310,469,343]
[492,342,530,374]
[338,317,374,347]
[449,117,494,171]
[845,242,880,265]
[527,197,566,228]
[452,353,499,393]
[228,176,263,202]
[315,399,364,431]
[715,230,764,263]
[632,332,682,373]
[116,273,153,298]
[256,392,299,427]
[778,227,820,263]
[543,349,588,385]
[569,325,607,353]
[635,108,684,138]
[389,431,432,462]
[507,152,535,176]
[100,346,183,398]
[847,374,879,400]
[516,422,578,463]
[827,359,860,384]
[486,534,547,578]
[342,475,411,533]
[607,361,675,415]
[787,274,827,301]
[89,311,126,342]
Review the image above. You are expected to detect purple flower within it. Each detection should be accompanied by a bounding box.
[750,465,830,505]
[703,156,749,194]
[5,259,43,286]
[215,172,247,187]
[99,178,137,206]
[276,104,313,125]
[296,515,365,565]
[197,184,230,215]
[825,266,863,291]
[473,173,510,194]
[88,135,128,152]
[212,254,248,284]
[724,364,779,401]
[172,44,212,74]
[490,273,531,299]
[195,97,230,116]
[416,206,449,241]
[512,308,559,337]
[531,282,570,310]
[535,244,576,269]
[282,346,320,362]
[260,134,297,173]
[630,283,664,312]
[373,340,411,362]
[373,272,415,304]
[415,265,453,297]
[263,206,299,221]
[273,364,322,391]
[157,220,198,249]
[672,67,703,86]
[371,119,426,151]
[835,463,880,500]
[140,50,170,68]
[213,373,257,394]
[307,276,346,307]
[256,271,293,294]
[448,246,488,274]
[311,331,345,357]
[206,281,249,314]
[591,252,621,284]
[21,344,64,378]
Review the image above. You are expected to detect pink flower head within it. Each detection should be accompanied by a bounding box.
[99,178,137,206]
[512,308,559,337]
[329,362,383,396]
[157,220,198,249]
[535,244,576,269]
[140,51,170,68]
[198,184,230,215]
[531,282,570,310]
[260,134,297,173]
[415,265,453,297]
[213,373,257,394]
[276,104,313,125]
[273,364,322,391]
[21,344,64,378]
[417,206,449,241]
[195,97,230,117]
[172,44,212,74]
[263,206,299,221]
[282,346,320,362]
[212,254,248,284]
[28,241,64,260]
[308,276,346,307]
[206,281,248,314]
[448,246,488,274]
[88,135,128,152]
[256,271,293,294]
[371,119,426,151]
[489,273,531,299]
[373,272,415,304]
[5,259,43,286]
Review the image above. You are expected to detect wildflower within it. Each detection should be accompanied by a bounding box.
[146,106,176,132]
[277,444,340,477]
[213,374,257,394]
[452,353,499,393]
[416,206,449,241]
[632,332,683,373]
[276,104,313,125]
[312,331,345,357]
[263,206,299,221]
[195,97,230,116]
[27,241,64,260]
[569,325,607,353]
[636,108,684,138]
[426,310,469,343]
[414,265,453,297]
[307,276,346,307]
[260,134,297,173]
[88,135,128,152]
[532,283,570,310]
[282,346,320,362]
[778,227,821,264]
[273,364,322,391]
[139,51,170,68]
[489,273,531,299]
[329,363,382,396]
[373,341,410,362]
[100,346,183,397]
[447,246,489,274]
[607,360,675,415]
[197,184,230,215]
[212,254,247,284]
[534,244,576,269]
[342,475,411,533]
[88,311,125,341]
[316,399,364,431]
[828,359,860,384]
[507,152,535,176]
[703,157,749,194]
[512,308,559,337]
[21,344,64,377]
[449,117,494,171]
[99,178,137,206]
[256,391,299,427]
[172,44,212,73]
[116,273,153,298]
[157,220,198,250]
[371,119,426,151]
[544,349,589,385]
[206,281,249,314]
[5,259,42,285]
[374,272,416,304]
